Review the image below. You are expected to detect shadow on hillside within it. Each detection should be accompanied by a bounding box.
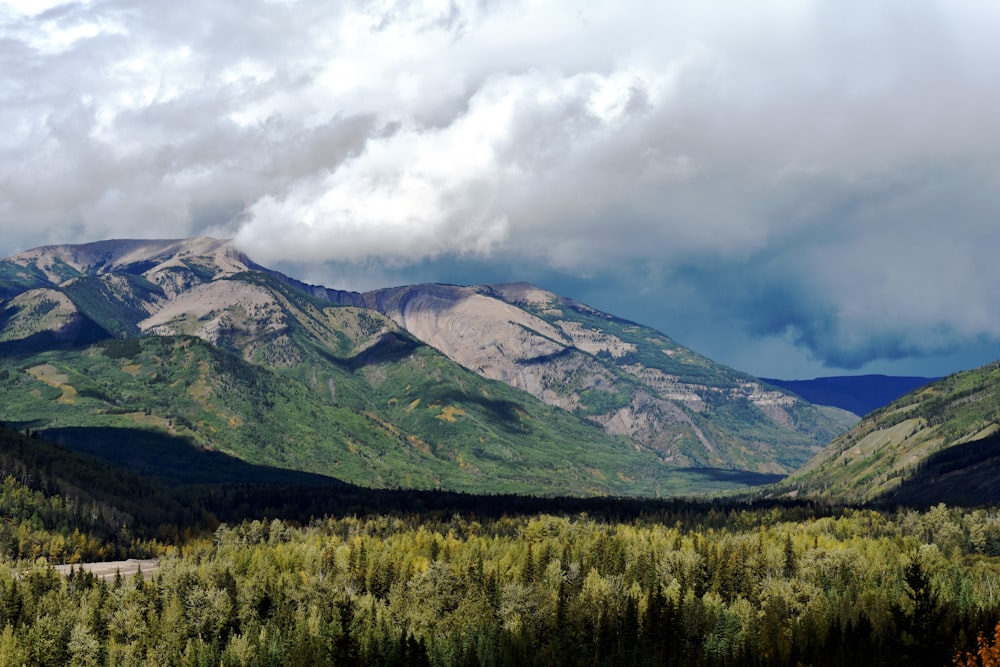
[41,426,349,487]
[0,322,111,355]
[425,388,525,431]
[341,332,422,370]
[516,346,577,366]
[1,423,822,531]
[678,467,786,486]
[879,432,1000,507]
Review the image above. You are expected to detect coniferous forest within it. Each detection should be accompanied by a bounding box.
[2,426,1000,666]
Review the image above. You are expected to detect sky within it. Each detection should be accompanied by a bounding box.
[2,0,1000,379]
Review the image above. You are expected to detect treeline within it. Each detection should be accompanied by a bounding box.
[0,424,214,561]
[5,423,1000,665]
[0,419,860,561]
[1,507,999,666]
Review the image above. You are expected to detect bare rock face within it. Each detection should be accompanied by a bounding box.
[358,282,854,472]
[364,285,583,405]
[8,237,250,283]
[0,238,854,474]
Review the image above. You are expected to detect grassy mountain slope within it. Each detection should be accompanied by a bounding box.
[880,432,1000,506]
[778,361,1000,504]
[0,333,703,495]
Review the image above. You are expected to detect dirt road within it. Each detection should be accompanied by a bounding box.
[53,558,159,581]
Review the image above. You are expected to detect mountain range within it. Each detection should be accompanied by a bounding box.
[0,237,857,496]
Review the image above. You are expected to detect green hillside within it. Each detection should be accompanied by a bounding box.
[777,360,1000,504]
[0,333,730,496]
[0,421,215,560]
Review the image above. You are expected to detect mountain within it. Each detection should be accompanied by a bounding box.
[777,360,1000,504]
[343,283,856,472]
[761,375,936,417]
[0,238,854,495]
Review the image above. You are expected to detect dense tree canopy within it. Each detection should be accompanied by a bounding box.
[0,505,998,666]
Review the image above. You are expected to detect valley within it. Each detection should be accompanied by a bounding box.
[0,416,997,667]
[2,238,1000,666]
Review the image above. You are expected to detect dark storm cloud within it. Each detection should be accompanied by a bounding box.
[2,0,1000,375]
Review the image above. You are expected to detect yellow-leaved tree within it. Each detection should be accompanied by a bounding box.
[955,621,1000,667]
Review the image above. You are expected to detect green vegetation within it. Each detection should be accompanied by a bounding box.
[0,422,997,666]
[0,260,51,299]
[0,497,998,666]
[782,361,1000,504]
[0,423,214,560]
[180,257,220,282]
[62,274,165,339]
[0,334,746,496]
[42,257,82,283]
[577,386,632,416]
[881,433,1000,506]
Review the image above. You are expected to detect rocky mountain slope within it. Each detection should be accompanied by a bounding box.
[0,237,853,493]
[777,360,1000,504]
[337,282,856,473]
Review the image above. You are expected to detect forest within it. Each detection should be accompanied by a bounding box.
[2,500,1000,665]
[2,424,1000,665]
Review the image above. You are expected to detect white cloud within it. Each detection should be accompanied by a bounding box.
[3,0,1000,371]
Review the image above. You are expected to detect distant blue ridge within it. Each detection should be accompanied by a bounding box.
[761,375,937,418]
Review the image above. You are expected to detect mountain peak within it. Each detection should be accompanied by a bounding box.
[8,237,250,284]
[1,236,857,490]
[483,282,557,305]
[355,279,855,472]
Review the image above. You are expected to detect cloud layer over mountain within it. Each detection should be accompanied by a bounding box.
[2,0,999,376]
